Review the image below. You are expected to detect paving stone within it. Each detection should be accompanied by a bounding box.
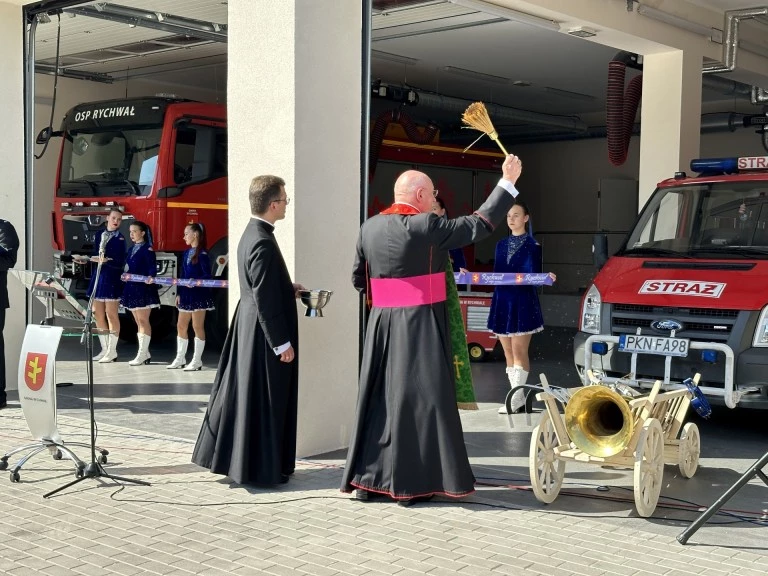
[0,408,762,576]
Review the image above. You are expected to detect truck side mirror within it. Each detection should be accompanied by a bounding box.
[593,232,609,270]
[36,127,63,145]
[36,127,52,145]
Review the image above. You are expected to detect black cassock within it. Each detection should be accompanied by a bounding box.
[341,185,516,500]
[192,218,298,485]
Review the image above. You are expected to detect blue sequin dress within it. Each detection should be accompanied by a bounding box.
[486,233,544,336]
[177,248,215,312]
[120,243,160,310]
[86,229,126,301]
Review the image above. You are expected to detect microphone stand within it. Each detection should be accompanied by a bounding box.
[677,450,768,544]
[44,232,149,498]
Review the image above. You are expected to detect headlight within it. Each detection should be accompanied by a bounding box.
[753,305,768,347]
[580,283,601,334]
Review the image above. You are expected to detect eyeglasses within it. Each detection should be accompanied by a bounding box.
[273,196,290,205]
[421,188,438,198]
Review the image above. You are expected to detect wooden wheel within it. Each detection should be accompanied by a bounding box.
[678,422,700,479]
[529,411,565,503]
[633,418,664,517]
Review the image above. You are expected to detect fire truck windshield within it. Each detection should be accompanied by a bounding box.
[58,127,163,197]
[620,181,768,259]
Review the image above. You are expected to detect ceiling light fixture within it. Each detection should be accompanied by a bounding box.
[442,65,509,84]
[35,64,113,84]
[448,0,560,32]
[371,50,419,65]
[544,86,596,102]
[637,5,722,43]
[567,26,597,38]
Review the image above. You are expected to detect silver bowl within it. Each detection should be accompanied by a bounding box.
[298,289,333,317]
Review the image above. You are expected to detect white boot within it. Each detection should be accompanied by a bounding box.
[167,337,189,369]
[128,333,151,366]
[98,334,118,363]
[92,335,108,361]
[183,338,205,371]
[510,367,529,413]
[499,367,517,413]
[499,366,527,414]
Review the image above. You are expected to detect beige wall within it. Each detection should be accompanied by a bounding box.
[0,2,25,391]
[228,0,361,457]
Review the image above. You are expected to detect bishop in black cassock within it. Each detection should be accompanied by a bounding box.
[341,155,524,503]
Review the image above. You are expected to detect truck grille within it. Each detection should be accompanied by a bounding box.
[611,304,738,342]
[466,306,491,332]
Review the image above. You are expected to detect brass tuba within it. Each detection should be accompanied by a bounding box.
[564,385,634,458]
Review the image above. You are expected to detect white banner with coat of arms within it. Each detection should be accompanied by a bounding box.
[17,325,63,441]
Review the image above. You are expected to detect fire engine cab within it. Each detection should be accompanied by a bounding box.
[46,96,229,344]
[575,156,768,409]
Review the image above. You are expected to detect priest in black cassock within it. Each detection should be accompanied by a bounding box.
[341,154,524,505]
[192,175,304,485]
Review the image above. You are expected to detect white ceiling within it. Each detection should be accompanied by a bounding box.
[31,0,768,144]
[34,0,227,91]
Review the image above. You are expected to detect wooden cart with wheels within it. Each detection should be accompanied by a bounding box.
[529,375,703,517]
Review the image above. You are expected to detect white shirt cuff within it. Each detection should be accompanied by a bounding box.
[497,179,519,198]
[274,342,291,355]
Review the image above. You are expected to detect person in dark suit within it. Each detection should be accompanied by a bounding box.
[0,219,20,409]
[192,175,306,485]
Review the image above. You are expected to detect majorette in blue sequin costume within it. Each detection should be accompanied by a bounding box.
[177,248,215,312]
[486,233,544,336]
[120,242,160,311]
[86,228,126,301]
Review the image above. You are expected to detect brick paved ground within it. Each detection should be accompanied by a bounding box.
[0,407,764,576]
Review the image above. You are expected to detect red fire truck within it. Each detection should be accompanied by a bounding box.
[47,96,229,344]
[575,156,768,409]
[459,295,498,361]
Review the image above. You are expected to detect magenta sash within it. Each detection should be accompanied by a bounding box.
[370,273,446,308]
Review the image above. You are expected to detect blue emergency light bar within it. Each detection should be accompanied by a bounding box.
[690,156,768,174]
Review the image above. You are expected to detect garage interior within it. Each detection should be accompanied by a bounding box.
[28,0,768,330]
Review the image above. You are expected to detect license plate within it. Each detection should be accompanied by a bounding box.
[618,334,690,357]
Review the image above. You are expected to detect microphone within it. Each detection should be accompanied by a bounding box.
[98,231,109,255]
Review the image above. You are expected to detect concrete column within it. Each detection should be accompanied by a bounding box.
[638,49,702,207]
[228,0,362,456]
[0,2,25,392]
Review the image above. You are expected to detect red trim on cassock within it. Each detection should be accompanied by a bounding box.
[474,211,493,230]
[380,203,421,215]
[344,481,476,500]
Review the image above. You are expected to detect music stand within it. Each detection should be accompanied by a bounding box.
[31,258,149,498]
[18,270,82,387]
[0,271,100,480]
[677,450,768,544]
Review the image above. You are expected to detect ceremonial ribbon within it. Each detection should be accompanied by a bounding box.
[454,271,553,286]
[121,273,228,288]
